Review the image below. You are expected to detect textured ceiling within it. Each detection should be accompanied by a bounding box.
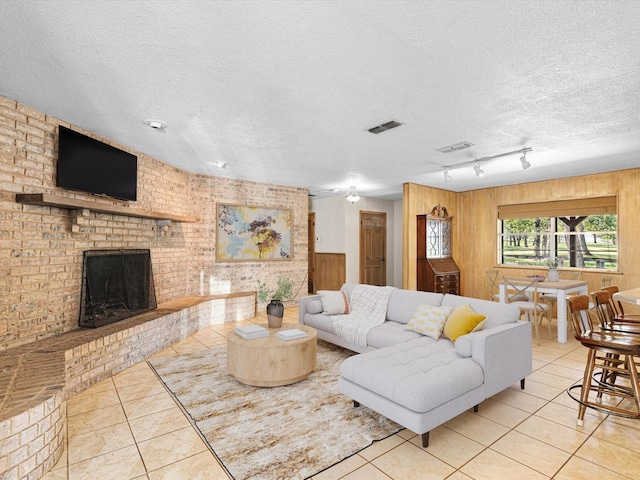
[1,0,640,200]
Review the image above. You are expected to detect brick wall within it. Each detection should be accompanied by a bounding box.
[0,95,308,351]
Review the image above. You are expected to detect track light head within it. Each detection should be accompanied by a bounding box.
[474,164,484,177]
[443,168,452,183]
[520,153,531,170]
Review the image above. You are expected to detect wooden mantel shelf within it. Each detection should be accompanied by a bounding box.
[16,193,199,223]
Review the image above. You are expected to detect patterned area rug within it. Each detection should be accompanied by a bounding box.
[148,342,401,480]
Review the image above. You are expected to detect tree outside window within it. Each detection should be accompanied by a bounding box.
[499,214,617,270]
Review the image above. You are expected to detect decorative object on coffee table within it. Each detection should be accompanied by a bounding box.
[234,324,269,340]
[258,276,299,328]
[266,299,284,327]
[227,323,317,386]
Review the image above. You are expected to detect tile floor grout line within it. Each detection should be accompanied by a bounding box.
[115,377,152,478]
[144,342,233,479]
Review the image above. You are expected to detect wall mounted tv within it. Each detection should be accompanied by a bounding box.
[56,125,138,201]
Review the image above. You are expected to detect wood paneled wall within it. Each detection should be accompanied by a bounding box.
[403,167,640,301]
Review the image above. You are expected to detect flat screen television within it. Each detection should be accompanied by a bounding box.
[56,125,138,201]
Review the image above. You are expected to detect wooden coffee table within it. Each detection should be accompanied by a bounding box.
[227,323,317,387]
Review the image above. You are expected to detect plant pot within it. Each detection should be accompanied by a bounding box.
[547,268,560,282]
[266,299,284,328]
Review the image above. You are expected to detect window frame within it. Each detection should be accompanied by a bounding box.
[497,196,618,271]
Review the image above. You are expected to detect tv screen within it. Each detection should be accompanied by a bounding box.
[57,125,138,201]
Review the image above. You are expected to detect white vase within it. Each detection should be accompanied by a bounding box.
[547,268,560,282]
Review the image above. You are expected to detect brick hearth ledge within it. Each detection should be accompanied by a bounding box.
[0,292,255,480]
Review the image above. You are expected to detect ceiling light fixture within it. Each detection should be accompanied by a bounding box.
[212,161,227,168]
[441,147,532,182]
[346,186,360,203]
[144,119,167,130]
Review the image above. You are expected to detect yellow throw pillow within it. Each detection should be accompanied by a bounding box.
[443,304,486,342]
[405,304,454,340]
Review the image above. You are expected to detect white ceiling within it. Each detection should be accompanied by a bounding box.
[2,1,640,200]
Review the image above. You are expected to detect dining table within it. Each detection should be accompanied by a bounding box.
[612,287,640,305]
[499,278,589,343]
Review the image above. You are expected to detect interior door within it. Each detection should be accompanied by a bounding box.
[359,211,387,286]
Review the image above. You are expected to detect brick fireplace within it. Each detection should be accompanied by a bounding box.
[79,249,157,328]
[0,94,309,480]
[0,95,308,353]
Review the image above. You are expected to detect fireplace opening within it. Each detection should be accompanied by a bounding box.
[79,249,157,328]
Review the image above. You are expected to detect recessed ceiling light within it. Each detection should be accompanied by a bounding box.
[144,119,167,130]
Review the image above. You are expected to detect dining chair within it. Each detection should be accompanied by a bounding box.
[486,269,500,302]
[503,276,552,342]
[540,270,582,319]
[566,295,640,426]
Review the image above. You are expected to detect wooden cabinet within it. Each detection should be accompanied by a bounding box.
[417,205,460,295]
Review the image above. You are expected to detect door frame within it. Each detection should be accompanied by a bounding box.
[359,210,387,285]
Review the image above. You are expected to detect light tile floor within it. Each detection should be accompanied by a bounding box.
[43,308,640,480]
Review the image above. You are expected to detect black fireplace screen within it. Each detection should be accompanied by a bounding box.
[79,249,157,328]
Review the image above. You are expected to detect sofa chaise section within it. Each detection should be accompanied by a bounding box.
[299,284,533,447]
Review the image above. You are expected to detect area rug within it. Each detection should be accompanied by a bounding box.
[147,342,401,480]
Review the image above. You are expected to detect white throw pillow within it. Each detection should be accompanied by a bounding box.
[317,290,351,315]
[405,304,453,340]
[306,300,323,314]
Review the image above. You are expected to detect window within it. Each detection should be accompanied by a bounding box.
[497,197,617,270]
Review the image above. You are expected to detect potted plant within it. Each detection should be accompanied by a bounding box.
[545,257,563,282]
[257,277,294,328]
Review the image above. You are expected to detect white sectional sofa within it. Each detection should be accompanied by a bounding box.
[298,284,532,447]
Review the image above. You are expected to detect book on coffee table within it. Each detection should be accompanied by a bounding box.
[235,324,269,340]
[275,329,308,341]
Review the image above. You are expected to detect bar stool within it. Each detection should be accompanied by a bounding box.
[592,290,640,333]
[567,295,640,426]
[601,286,640,323]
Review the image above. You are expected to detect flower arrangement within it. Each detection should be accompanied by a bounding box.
[544,257,563,269]
[257,277,295,304]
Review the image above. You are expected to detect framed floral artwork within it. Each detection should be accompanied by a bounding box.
[216,204,292,261]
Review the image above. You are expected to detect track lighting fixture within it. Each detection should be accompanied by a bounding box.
[346,186,360,203]
[441,147,532,183]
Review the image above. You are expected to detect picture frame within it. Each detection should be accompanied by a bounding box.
[216,204,293,261]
